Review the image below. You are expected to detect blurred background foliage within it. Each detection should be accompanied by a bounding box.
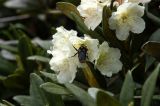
[0,0,160,106]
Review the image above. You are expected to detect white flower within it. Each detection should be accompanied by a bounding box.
[48,27,80,83]
[109,2,145,40]
[48,26,77,57]
[48,27,99,83]
[77,0,113,30]
[95,42,122,77]
[49,53,79,83]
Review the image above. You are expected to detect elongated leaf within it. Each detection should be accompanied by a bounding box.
[102,6,112,39]
[0,44,18,53]
[2,100,15,106]
[3,72,27,89]
[30,73,48,106]
[141,64,160,106]
[0,56,15,75]
[65,83,96,106]
[145,4,160,26]
[142,41,160,61]
[120,71,135,106]
[149,29,160,41]
[0,103,7,106]
[40,82,70,95]
[97,91,122,106]
[13,96,32,106]
[56,2,80,20]
[32,38,52,50]
[40,71,57,82]
[27,55,50,62]
[4,0,46,12]
[18,35,34,73]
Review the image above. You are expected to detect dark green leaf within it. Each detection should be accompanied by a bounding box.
[0,44,18,53]
[4,0,47,12]
[56,2,80,20]
[13,96,33,106]
[18,34,34,73]
[30,73,48,106]
[97,91,122,106]
[0,56,15,75]
[120,71,135,106]
[141,64,160,106]
[145,4,160,26]
[3,72,27,89]
[1,100,15,106]
[149,29,160,41]
[40,71,57,82]
[65,83,96,106]
[145,55,155,71]
[40,82,71,95]
[142,41,160,61]
[27,55,50,62]
[33,38,52,50]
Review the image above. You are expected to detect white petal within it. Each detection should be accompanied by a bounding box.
[84,15,102,30]
[129,16,145,34]
[95,42,122,77]
[57,61,78,83]
[84,36,99,62]
[77,0,104,30]
[115,24,130,40]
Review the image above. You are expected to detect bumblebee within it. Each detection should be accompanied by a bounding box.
[72,44,88,63]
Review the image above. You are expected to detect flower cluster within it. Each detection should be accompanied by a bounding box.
[48,26,122,83]
[77,0,150,40]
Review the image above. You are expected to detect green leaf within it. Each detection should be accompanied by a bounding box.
[40,82,70,95]
[141,64,160,106]
[142,41,160,61]
[120,71,135,106]
[27,55,50,62]
[4,0,46,12]
[0,56,15,75]
[30,73,48,106]
[33,38,52,50]
[145,4,160,26]
[102,6,112,39]
[97,91,122,106]
[1,100,15,106]
[0,44,18,53]
[65,83,96,106]
[145,55,155,71]
[149,29,160,41]
[56,2,80,20]
[14,73,64,106]
[3,72,28,89]
[40,71,57,82]
[0,103,7,106]
[18,34,34,73]
[13,96,33,106]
